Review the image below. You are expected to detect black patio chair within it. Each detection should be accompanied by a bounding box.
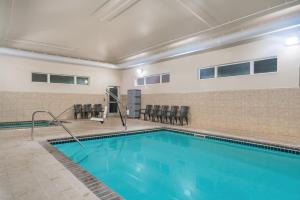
[151,105,161,122]
[93,104,102,118]
[157,105,169,123]
[178,106,189,125]
[82,104,92,119]
[168,106,179,125]
[140,105,152,121]
[74,104,82,119]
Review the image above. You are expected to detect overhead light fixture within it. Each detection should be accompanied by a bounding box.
[285,36,299,46]
[137,68,144,75]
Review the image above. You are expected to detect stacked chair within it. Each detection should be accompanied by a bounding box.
[151,105,161,121]
[140,104,189,125]
[73,104,104,119]
[93,104,102,118]
[74,104,82,119]
[140,105,153,121]
[157,105,169,123]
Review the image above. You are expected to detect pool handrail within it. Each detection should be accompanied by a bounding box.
[31,110,85,148]
[105,88,128,130]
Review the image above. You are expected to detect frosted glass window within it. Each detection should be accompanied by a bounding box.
[77,76,89,85]
[137,78,144,86]
[32,73,47,82]
[50,75,74,84]
[217,62,250,77]
[162,73,170,83]
[146,75,160,84]
[254,58,277,74]
[200,67,215,79]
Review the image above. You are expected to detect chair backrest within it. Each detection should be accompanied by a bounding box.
[74,104,82,113]
[153,105,160,114]
[93,104,102,112]
[170,106,179,116]
[83,104,92,112]
[179,106,189,117]
[145,105,153,114]
[161,105,169,114]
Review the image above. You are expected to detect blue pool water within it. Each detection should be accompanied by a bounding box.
[54,130,300,200]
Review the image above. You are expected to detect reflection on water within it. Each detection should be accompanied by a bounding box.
[55,130,300,200]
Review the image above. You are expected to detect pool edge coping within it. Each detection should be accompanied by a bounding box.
[40,141,124,200]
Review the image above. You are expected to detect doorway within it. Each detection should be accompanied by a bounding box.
[107,86,119,114]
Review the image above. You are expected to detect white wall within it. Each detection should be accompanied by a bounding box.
[0,55,121,94]
[121,37,300,94]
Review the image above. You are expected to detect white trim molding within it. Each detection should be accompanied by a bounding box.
[0,47,119,69]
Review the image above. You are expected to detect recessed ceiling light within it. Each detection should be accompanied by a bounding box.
[285,36,299,46]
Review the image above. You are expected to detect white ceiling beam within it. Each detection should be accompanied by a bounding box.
[0,47,119,69]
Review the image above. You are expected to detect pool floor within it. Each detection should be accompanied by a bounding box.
[54,130,300,200]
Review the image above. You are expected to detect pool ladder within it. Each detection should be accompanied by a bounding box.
[31,110,85,148]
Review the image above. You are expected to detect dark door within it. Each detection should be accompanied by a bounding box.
[108,86,119,113]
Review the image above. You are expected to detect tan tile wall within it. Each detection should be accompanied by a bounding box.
[0,91,105,122]
[123,88,300,141]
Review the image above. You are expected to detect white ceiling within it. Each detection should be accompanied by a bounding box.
[0,0,300,68]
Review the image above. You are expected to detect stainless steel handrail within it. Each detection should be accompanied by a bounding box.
[105,89,128,130]
[31,111,85,148]
[54,106,73,120]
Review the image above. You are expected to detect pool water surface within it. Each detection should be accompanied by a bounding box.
[54,130,300,200]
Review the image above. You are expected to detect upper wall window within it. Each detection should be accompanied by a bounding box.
[199,67,215,79]
[146,75,160,84]
[32,73,89,85]
[217,62,250,77]
[254,58,277,74]
[198,56,277,80]
[50,75,74,84]
[136,73,169,86]
[162,73,170,83]
[32,73,48,83]
[76,76,89,85]
[137,78,145,86]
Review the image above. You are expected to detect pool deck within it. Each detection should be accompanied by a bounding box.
[0,118,299,200]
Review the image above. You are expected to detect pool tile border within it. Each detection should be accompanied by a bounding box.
[40,141,123,200]
[163,127,300,155]
[48,127,300,155]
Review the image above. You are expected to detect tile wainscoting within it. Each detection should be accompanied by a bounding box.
[0,91,105,122]
[123,88,300,144]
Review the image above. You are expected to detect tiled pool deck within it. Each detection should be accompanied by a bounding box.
[0,118,299,200]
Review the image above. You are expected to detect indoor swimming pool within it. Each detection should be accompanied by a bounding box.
[53,129,300,200]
